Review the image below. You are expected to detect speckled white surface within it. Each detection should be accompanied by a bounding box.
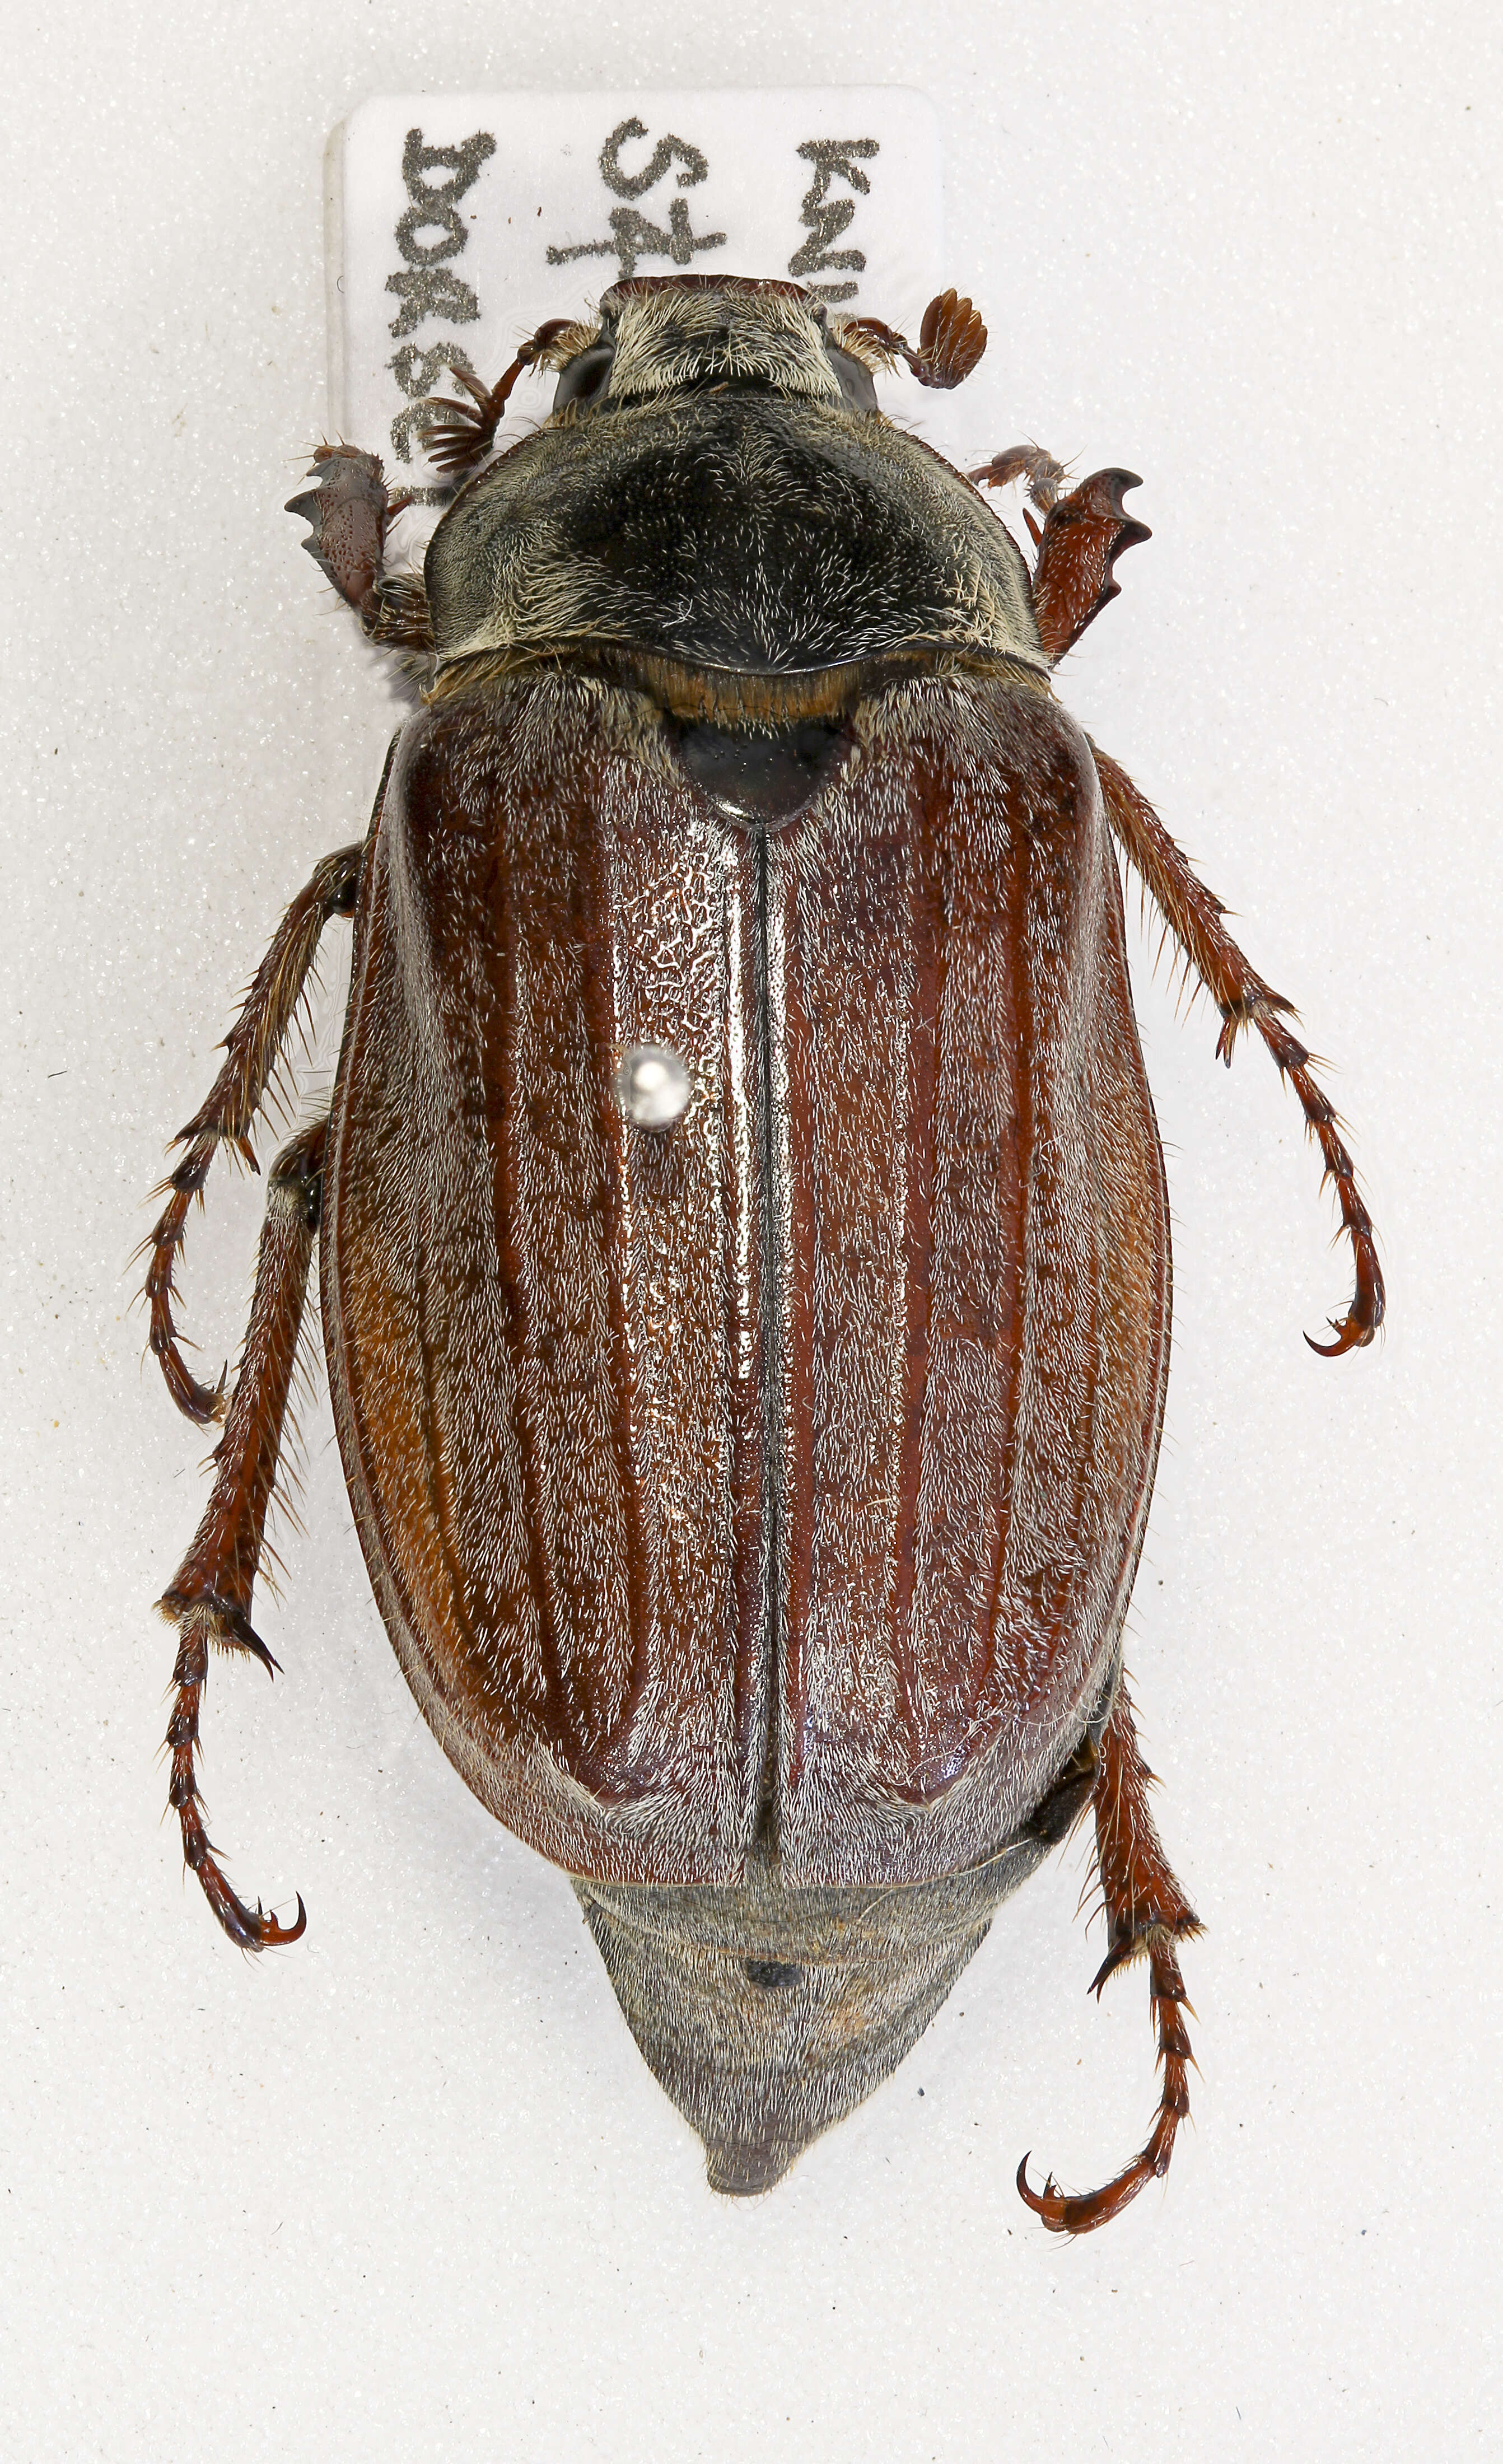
[3,7,1498,2460]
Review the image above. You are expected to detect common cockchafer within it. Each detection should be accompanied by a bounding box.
[145,275,1381,2230]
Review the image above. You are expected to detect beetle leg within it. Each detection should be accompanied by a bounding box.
[284,446,434,652]
[141,836,366,1422]
[970,464,1152,660]
[158,1118,326,1950]
[968,442,1069,514]
[1093,744,1385,1355]
[1018,1682,1202,2234]
[1033,472,1152,660]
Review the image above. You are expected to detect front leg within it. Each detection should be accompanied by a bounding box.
[1029,470,1151,659]
[1094,745,1384,1355]
[969,441,1068,513]
[160,1118,326,1949]
[970,457,1150,660]
[285,447,434,654]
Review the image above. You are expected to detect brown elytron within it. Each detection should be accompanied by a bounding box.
[148,276,1381,2231]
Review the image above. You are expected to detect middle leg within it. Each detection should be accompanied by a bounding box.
[141,832,368,1422]
[1093,744,1384,1355]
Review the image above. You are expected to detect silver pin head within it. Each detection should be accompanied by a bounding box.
[616,1043,692,1129]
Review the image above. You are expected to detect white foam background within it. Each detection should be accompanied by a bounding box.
[2,8,1497,2460]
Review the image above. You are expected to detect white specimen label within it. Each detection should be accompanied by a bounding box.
[326,90,944,530]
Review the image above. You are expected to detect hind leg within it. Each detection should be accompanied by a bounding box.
[1018,1681,1202,2233]
[159,1118,325,1949]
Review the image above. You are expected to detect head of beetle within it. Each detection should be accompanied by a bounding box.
[155,273,1380,2239]
[549,276,889,414]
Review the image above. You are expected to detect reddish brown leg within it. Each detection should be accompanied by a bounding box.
[284,447,432,652]
[970,464,1151,659]
[1093,745,1384,1355]
[141,835,367,1422]
[968,442,1068,514]
[1019,1682,1202,2234]
[1031,471,1151,660]
[160,1117,326,1950]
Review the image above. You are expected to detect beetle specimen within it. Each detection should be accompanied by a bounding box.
[146,276,1381,2230]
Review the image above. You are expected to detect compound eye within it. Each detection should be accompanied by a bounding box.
[552,343,615,412]
[825,344,878,414]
